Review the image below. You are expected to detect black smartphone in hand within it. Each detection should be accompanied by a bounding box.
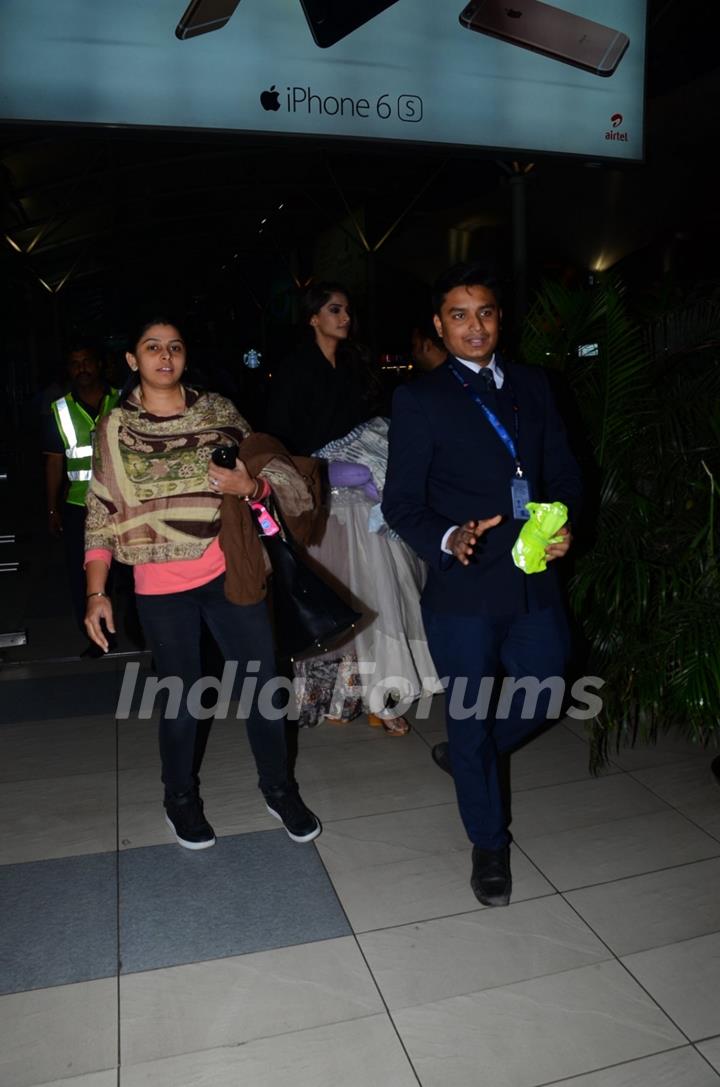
[175,0,242,40]
[211,444,238,468]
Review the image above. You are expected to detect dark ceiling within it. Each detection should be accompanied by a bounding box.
[1,0,717,333]
[0,135,489,293]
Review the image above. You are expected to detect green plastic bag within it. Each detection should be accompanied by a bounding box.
[511,501,568,574]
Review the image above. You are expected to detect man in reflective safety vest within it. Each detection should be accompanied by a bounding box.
[44,341,119,653]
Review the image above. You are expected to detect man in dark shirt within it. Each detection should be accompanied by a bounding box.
[410,317,448,373]
[44,341,119,654]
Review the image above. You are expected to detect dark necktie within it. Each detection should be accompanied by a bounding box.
[477,367,495,393]
[473,366,503,421]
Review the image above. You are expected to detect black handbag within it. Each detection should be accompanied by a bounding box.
[251,502,361,660]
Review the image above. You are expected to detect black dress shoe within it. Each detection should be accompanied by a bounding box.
[471,846,512,907]
[431,742,453,776]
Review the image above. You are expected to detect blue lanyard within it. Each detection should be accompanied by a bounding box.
[448,360,523,477]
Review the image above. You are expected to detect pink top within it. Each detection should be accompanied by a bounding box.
[85,479,271,596]
[85,536,226,595]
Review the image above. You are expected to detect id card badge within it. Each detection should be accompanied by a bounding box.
[511,477,531,521]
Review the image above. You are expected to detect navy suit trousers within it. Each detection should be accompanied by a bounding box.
[423,605,571,850]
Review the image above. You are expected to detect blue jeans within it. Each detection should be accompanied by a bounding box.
[423,606,571,850]
[136,575,288,796]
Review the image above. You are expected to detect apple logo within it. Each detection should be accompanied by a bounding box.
[505,8,522,16]
[610,113,623,128]
[260,86,281,112]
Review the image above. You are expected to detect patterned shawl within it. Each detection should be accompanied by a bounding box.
[313,416,390,492]
[313,416,397,534]
[85,389,249,564]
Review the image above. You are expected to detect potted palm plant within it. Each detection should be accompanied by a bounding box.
[521,275,720,767]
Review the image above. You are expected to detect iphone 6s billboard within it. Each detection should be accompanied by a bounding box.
[0,1,646,160]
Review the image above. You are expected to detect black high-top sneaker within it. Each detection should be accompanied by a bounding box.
[164,789,216,850]
[263,785,321,843]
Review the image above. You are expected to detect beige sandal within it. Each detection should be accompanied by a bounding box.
[368,713,411,736]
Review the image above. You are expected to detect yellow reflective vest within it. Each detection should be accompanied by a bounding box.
[50,389,119,506]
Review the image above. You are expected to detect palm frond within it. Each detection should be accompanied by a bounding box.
[522,275,720,766]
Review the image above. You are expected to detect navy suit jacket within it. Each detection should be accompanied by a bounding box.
[382,356,583,617]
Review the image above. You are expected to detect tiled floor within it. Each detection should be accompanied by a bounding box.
[1,659,720,1087]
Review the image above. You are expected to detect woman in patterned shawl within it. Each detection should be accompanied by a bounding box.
[83,317,321,851]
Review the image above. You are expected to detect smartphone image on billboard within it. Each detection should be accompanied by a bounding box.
[299,0,401,49]
[458,0,629,77]
[175,0,242,40]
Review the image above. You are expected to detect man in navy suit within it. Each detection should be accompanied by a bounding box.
[382,263,582,906]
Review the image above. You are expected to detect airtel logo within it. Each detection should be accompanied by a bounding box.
[605,113,628,142]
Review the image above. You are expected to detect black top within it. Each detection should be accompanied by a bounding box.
[266,341,378,456]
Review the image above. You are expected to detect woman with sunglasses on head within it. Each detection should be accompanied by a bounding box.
[83,316,321,850]
[267,281,382,457]
[268,282,441,734]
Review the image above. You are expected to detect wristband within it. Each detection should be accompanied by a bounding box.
[86,591,108,599]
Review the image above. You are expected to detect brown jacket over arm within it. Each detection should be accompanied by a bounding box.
[219,433,324,605]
